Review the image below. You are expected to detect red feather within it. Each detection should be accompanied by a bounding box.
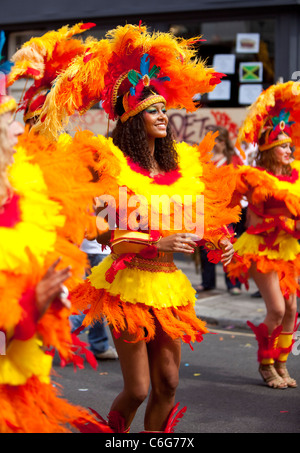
[105,253,135,283]
[0,194,21,228]
[164,403,187,433]
[247,321,282,362]
[107,410,128,432]
[73,407,113,433]
[80,23,96,30]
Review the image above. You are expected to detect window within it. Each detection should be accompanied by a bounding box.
[168,19,275,107]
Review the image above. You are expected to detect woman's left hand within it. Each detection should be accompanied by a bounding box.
[219,237,235,266]
[35,258,72,319]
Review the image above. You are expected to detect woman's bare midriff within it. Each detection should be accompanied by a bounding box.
[138,251,175,263]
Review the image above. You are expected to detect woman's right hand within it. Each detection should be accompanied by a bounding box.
[157,233,201,254]
[35,258,72,319]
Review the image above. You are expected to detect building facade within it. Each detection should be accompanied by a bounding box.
[1,0,299,141]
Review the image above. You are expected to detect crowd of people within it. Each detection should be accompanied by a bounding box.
[0,21,299,433]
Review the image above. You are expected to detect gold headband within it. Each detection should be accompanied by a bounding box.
[0,97,17,116]
[120,94,166,123]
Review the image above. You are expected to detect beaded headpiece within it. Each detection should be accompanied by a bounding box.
[33,23,225,139]
[258,109,293,151]
[110,53,169,123]
[237,81,300,155]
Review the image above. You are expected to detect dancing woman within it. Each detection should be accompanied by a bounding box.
[35,24,240,432]
[228,82,300,389]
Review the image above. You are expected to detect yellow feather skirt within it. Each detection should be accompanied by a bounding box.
[71,254,208,344]
[0,336,52,386]
[228,231,300,297]
[0,336,100,433]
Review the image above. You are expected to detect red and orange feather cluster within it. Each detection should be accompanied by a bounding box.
[7,22,96,118]
[34,23,225,139]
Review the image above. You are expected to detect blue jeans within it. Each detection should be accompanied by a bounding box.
[69,253,109,355]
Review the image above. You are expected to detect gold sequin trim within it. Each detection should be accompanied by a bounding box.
[111,254,177,273]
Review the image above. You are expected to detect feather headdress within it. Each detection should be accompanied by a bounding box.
[237,81,300,154]
[33,23,225,139]
[7,22,96,121]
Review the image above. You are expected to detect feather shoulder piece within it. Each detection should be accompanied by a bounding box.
[17,128,97,246]
[1,145,64,275]
[235,160,300,216]
[70,130,239,242]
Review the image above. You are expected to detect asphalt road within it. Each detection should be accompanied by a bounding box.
[52,325,300,435]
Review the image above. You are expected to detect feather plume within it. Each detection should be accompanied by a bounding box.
[237,81,300,158]
[164,403,187,433]
[34,23,224,139]
[247,322,282,362]
[8,23,95,84]
[7,22,96,119]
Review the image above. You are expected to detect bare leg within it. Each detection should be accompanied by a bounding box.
[250,264,285,332]
[144,319,181,431]
[250,264,287,389]
[110,328,150,430]
[275,288,298,387]
[282,291,297,332]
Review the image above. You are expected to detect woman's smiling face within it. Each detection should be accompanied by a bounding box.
[273,134,293,166]
[143,102,168,139]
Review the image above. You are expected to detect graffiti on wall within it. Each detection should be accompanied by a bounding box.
[68,107,247,144]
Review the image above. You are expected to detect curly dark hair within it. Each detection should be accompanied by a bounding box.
[256,130,292,176]
[112,86,178,172]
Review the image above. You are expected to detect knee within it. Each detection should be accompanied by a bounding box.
[165,375,179,397]
[285,295,298,318]
[268,306,285,325]
[286,294,297,311]
[153,372,179,399]
[126,384,149,406]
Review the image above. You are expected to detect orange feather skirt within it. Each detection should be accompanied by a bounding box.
[71,253,208,345]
